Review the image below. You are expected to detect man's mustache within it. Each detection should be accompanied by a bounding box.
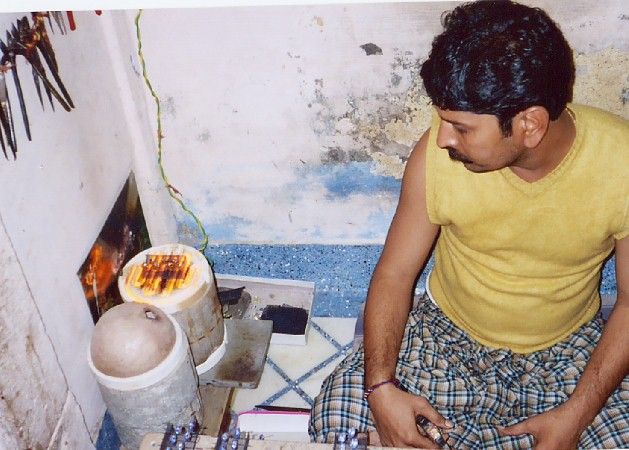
[446,147,473,164]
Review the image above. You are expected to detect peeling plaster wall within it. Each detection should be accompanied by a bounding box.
[134,1,628,246]
[135,3,446,244]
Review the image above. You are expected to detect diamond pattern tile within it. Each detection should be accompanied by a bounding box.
[272,389,312,410]
[231,317,358,415]
[267,326,338,380]
[299,353,348,401]
[312,317,357,349]
[231,360,288,413]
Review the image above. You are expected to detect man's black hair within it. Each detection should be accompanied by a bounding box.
[420,0,575,135]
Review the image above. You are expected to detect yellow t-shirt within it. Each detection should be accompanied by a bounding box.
[426,104,629,353]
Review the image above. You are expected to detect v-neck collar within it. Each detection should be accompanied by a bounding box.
[499,106,584,196]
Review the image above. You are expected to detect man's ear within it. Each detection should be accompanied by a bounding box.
[514,106,549,148]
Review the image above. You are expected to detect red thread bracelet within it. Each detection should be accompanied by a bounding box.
[363,378,400,400]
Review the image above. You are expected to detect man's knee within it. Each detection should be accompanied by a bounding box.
[309,358,370,441]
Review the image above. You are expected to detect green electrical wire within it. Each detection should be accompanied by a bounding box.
[134,10,212,263]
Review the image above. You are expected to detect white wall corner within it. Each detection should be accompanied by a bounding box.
[99,9,179,246]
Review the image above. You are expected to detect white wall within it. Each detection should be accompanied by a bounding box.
[0,10,176,447]
[132,0,628,245]
[0,216,70,448]
[134,3,443,244]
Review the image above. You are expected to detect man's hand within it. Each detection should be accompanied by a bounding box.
[368,384,452,448]
[500,236,628,450]
[499,402,584,450]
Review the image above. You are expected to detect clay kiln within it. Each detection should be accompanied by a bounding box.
[117,243,225,373]
[88,302,202,449]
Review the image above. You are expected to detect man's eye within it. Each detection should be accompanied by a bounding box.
[454,126,468,134]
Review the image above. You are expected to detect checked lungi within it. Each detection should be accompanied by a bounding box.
[309,295,629,449]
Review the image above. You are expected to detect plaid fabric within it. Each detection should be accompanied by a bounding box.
[309,295,629,449]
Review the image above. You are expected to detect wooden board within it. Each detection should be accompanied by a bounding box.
[198,385,232,437]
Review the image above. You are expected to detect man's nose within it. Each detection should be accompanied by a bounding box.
[436,122,457,149]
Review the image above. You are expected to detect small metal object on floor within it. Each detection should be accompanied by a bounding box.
[213,428,250,450]
[160,417,200,450]
[332,428,367,450]
[219,289,251,319]
[199,319,273,389]
[141,432,419,449]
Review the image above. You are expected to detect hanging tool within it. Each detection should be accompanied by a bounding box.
[28,16,49,109]
[0,12,78,160]
[0,74,8,158]
[31,15,60,112]
[30,16,72,108]
[0,115,6,158]
[0,32,30,141]
[32,62,43,108]
[0,72,17,158]
[31,13,59,73]
[45,12,53,34]
[50,11,66,35]
[14,16,73,110]
[0,13,75,157]
[35,11,55,34]
[66,12,76,31]
[16,31,69,112]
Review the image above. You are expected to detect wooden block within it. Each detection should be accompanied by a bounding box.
[199,385,232,437]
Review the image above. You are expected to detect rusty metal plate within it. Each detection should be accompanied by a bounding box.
[198,318,272,389]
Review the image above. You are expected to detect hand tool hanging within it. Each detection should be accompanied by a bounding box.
[20,16,74,109]
[0,12,75,159]
[50,12,67,35]
[0,73,17,159]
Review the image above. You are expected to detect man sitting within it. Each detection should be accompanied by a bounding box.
[309,1,629,448]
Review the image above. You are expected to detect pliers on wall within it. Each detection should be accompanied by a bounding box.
[50,11,67,35]
[0,72,17,158]
[16,16,73,111]
[0,14,75,158]
[0,32,30,142]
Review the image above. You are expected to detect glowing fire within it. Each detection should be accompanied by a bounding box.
[81,240,120,301]
[126,253,196,296]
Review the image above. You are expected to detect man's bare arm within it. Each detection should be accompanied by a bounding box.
[364,129,438,385]
[501,235,629,449]
[566,235,629,429]
[363,130,442,447]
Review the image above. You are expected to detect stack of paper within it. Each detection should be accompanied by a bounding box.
[237,410,311,442]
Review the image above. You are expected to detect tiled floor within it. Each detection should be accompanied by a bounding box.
[231,317,357,413]
[96,244,620,447]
